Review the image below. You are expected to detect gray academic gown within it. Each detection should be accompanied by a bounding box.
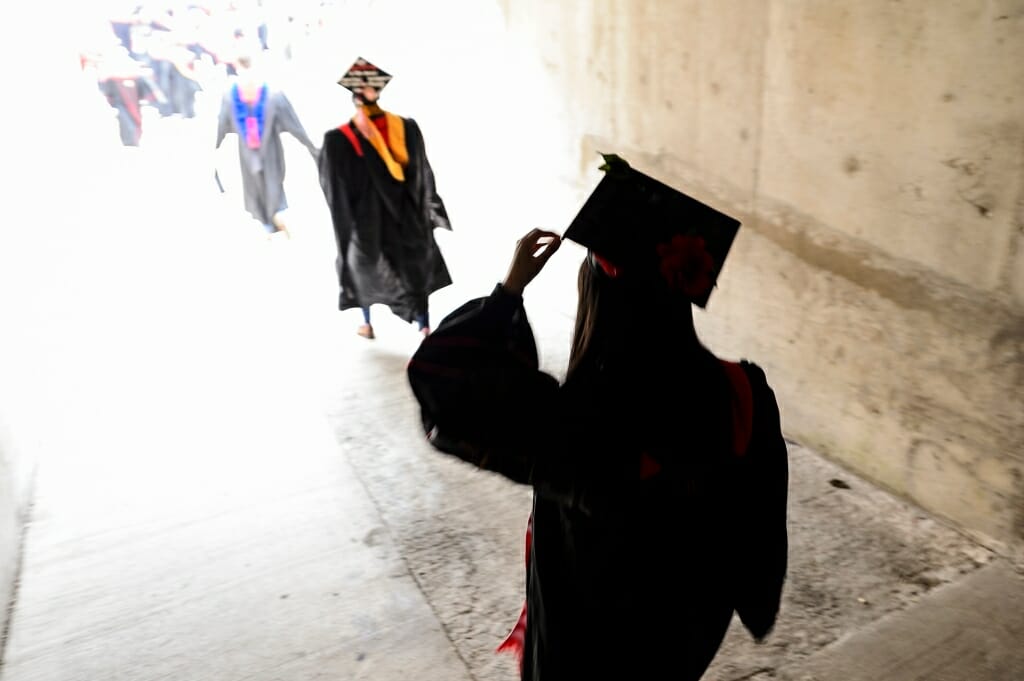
[216,86,318,227]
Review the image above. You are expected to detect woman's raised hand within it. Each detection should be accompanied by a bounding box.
[502,229,562,296]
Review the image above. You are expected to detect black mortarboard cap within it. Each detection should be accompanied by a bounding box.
[563,154,741,308]
[337,56,393,94]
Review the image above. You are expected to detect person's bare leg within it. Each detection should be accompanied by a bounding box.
[415,312,430,337]
[357,306,375,339]
[271,212,291,239]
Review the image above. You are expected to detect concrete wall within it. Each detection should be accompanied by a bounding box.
[497,0,1024,548]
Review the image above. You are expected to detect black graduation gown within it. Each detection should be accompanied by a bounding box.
[318,116,452,322]
[216,86,319,227]
[407,285,789,680]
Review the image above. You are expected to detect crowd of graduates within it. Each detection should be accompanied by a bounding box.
[79,1,326,146]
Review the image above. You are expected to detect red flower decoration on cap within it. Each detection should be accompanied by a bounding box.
[592,252,621,278]
[656,235,715,299]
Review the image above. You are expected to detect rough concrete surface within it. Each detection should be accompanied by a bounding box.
[779,560,1024,681]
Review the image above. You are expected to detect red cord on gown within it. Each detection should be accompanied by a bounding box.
[496,513,533,672]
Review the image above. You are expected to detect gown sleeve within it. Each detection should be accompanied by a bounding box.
[276,92,319,158]
[318,132,355,284]
[731,361,789,641]
[215,91,232,149]
[404,119,451,232]
[407,285,641,511]
[407,284,558,485]
[422,156,451,232]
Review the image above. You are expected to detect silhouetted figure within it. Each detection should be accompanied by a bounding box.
[407,155,789,680]
[318,57,452,339]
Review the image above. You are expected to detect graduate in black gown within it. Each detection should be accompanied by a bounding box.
[318,57,452,339]
[407,155,789,680]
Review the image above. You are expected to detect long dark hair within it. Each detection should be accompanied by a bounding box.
[565,254,732,457]
[567,254,701,379]
[566,255,605,378]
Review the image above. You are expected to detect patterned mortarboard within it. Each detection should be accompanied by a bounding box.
[563,154,741,308]
[337,56,393,94]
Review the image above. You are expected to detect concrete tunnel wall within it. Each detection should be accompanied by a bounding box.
[496,0,1024,548]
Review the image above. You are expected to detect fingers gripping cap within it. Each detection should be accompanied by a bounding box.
[563,154,741,308]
